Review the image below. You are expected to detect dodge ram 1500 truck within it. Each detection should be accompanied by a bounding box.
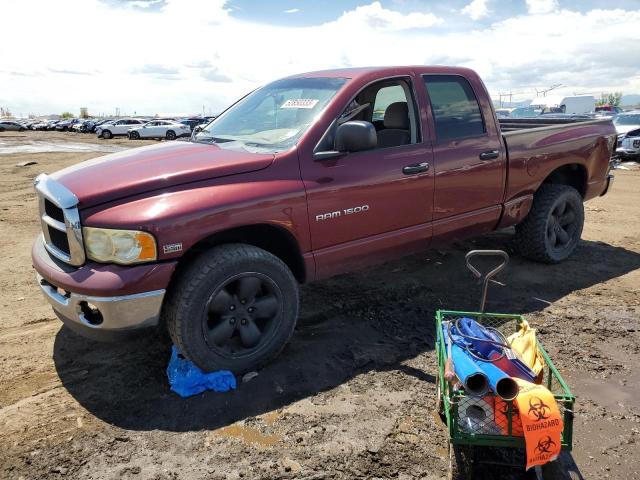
[32,66,616,373]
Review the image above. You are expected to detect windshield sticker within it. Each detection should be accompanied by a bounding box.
[281,99,319,109]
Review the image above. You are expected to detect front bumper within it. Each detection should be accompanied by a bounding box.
[37,272,165,336]
[32,234,176,339]
[600,174,614,196]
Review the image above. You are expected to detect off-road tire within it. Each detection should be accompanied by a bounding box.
[164,244,299,373]
[514,184,584,263]
[102,129,112,139]
[166,130,176,140]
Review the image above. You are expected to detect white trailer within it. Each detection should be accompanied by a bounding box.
[529,95,596,115]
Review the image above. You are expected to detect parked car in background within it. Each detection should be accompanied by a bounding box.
[0,120,26,131]
[60,119,79,132]
[97,118,146,139]
[46,120,60,130]
[509,106,539,118]
[613,111,640,157]
[180,116,216,131]
[617,134,640,159]
[494,108,512,118]
[128,120,191,140]
[595,105,623,114]
[31,120,50,130]
[613,111,640,135]
[90,119,112,133]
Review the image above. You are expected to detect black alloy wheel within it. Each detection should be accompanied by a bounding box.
[204,273,282,357]
[514,184,584,263]
[166,130,176,140]
[546,197,578,252]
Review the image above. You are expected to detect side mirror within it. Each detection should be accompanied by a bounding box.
[313,120,377,160]
[193,125,203,133]
[335,120,377,152]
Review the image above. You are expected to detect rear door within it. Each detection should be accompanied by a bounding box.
[422,74,505,238]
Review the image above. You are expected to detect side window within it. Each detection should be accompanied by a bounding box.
[372,85,406,122]
[423,75,485,141]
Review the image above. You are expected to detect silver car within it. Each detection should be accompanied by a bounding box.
[613,111,640,157]
[0,120,26,132]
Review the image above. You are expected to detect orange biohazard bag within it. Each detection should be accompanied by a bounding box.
[494,397,524,436]
[513,378,563,470]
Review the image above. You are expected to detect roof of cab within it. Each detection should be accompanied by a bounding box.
[287,65,477,80]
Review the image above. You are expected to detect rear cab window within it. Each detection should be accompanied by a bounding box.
[423,75,485,141]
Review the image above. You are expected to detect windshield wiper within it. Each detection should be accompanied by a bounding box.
[193,136,235,144]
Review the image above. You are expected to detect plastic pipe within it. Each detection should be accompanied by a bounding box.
[450,342,489,396]
[473,358,519,401]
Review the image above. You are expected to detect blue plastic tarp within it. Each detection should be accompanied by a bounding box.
[167,346,237,397]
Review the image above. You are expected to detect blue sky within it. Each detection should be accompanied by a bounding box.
[1,0,639,116]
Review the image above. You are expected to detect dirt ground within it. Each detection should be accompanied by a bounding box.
[0,131,638,480]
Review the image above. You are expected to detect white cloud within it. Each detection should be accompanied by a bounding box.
[284,8,300,14]
[525,0,558,15]
[0,0,638,116]
[462,0,489,21]
[333,1,443,32]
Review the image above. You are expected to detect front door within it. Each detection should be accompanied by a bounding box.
[301,77,434,278]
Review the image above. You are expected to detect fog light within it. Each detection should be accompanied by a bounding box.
[79,301,103,326]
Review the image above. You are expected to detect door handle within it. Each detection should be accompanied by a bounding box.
[402,162,430,175]
[479,150,500,161]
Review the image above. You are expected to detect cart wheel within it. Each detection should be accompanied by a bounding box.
[448,443,474,480]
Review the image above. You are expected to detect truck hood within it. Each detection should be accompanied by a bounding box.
[52,141,274,208]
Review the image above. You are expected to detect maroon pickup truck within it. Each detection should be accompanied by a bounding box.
[32,66,615,373]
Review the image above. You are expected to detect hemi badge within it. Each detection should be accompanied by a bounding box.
[163,243,183,254]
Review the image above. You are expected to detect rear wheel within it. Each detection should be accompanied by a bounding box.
[514,184,584,263]
[102,129,112,139]
[164,244,299,373]
[166,130,176,140]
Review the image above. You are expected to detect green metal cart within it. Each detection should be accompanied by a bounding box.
[435,251,575,479]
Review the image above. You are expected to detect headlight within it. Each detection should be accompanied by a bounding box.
[83,227,157,264]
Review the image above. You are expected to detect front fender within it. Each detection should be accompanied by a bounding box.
[81,169,310,263]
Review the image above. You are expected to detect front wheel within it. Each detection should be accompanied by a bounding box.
[129,131,140,140]
[102,129,112,139]
[166,130,176,140]
[164,244,299,373]
[514,184,584,263]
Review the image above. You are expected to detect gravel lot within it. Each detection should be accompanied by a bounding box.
[1,131,639,480]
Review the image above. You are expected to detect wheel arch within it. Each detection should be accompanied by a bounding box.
[173,223,307,284]
[541,163,587,197]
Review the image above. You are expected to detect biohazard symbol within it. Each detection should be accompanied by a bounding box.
[528,396,550,421]
[534,435,556,455]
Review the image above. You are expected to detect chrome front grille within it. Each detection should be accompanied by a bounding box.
[34,173,85,266]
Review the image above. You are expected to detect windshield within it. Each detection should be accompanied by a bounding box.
[195,77,348,152]
[614,114,640,125]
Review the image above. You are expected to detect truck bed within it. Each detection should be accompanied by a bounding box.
[498,116,596,132]
[500,118,616,202]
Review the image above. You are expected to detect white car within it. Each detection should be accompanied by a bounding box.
[613,111,640,156]
[97,118,147,139]
[128,120,191,140]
